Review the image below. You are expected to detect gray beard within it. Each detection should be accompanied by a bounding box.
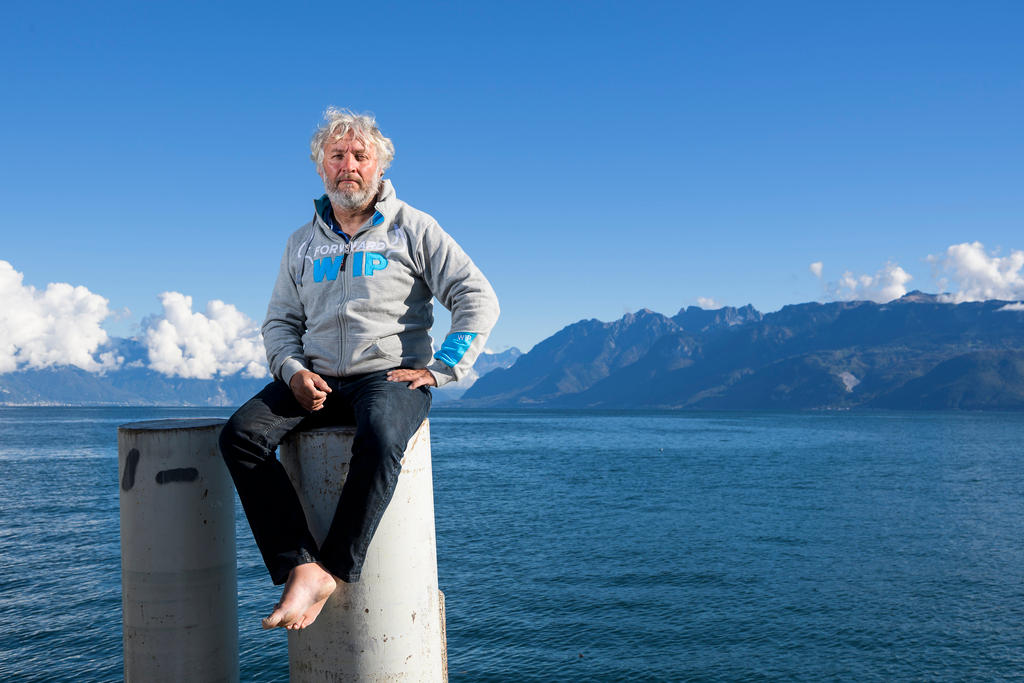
[324,176,380,211]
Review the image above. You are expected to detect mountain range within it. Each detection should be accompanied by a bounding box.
[462,293,1024,410]
[4,293,1023,410]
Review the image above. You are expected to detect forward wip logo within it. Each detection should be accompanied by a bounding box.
[312,252,389,281]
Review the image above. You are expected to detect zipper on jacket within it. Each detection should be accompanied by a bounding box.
[312,207,353,378]
[317,207,388,377]
[336,241,350,377]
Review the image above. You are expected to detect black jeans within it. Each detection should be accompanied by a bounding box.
[219,369,431,584]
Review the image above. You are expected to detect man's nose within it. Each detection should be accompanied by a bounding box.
[341,154,359,171]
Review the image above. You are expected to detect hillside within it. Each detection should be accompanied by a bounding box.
[464,293,1024,410]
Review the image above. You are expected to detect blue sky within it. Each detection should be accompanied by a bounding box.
[2,1,1022,356]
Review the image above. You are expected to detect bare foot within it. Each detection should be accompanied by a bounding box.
[262,562,337,630]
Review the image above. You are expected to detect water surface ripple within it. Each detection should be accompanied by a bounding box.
[1,407,1022,681]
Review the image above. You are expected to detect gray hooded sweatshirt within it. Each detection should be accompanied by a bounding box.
[263,179,499,388]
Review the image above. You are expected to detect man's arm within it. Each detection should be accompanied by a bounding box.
[416,223,500,387]
[263,246,338,409]
[262,244,312,388]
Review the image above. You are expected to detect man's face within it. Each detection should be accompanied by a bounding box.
[319,132,382,211]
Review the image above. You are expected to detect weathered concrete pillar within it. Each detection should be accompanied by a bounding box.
[118,418,238,683]
[279,420,447,682]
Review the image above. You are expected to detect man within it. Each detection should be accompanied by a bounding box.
[219,108,499,631]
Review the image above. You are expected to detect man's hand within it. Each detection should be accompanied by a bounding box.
[387,368,437,390]
[289,370,332,411]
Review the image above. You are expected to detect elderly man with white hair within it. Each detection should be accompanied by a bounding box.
[219,108,499,631]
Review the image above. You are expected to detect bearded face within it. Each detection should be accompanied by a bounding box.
[319,132,382,211]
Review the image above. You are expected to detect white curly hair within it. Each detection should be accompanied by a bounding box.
[310,107,395,172]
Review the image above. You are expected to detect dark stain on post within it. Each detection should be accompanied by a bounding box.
[122,448,140,490]
[155,467,199,484]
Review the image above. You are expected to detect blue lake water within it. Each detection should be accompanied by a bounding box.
[1,407,1023,681]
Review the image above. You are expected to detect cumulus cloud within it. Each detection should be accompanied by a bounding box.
[929,242,1024,303]
[997,302,1024,312]
[830,262,913,303]
[809,261,823,278]
[0,260,120,374]
[697,296,720,309]
[142,292,268,379]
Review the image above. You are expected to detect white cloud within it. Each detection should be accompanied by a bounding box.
[929,242,1024,303]
[142,292,268,379]
[997,302,1024,312]
[809,261,823,278]
[0,260,120,374]
[831,262,912,303]
[0,262,269,379]
[696,296,720,309]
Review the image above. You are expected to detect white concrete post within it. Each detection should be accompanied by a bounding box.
[118,418,238,683]
[279,420,447,682]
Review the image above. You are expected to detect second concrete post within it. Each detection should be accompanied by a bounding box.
[279,420,447,682]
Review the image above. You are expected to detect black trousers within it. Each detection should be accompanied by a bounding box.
[218,369,431,584]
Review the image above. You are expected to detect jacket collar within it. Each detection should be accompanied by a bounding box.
[313,179,398,239]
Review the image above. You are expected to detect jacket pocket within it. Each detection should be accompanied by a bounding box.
[369,335,403,363]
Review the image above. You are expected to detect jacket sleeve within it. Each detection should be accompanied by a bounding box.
[262,243,309,386]
[418,223,500,387]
